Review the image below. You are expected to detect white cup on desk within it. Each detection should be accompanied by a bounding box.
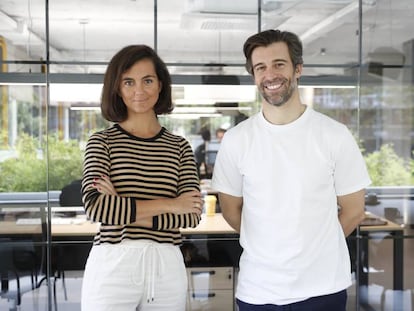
[204,195,217,216]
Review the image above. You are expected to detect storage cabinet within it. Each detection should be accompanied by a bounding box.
[186,267,234,311]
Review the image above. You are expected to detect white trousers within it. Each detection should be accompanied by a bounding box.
[81,240,188,311]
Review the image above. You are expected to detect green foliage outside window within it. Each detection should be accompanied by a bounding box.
[0,133,83,192]
[0,134,413,192]
[364,143,412,186]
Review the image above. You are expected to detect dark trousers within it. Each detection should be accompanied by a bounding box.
[237,289,347,311]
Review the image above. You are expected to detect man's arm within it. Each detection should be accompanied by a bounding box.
[218,192,243,233]
[337,189,366,237]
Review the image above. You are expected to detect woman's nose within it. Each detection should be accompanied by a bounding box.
[133,83,144,94]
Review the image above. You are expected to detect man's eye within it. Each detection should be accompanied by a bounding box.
[254,66,265,73]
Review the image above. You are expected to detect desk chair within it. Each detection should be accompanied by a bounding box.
[47,179,83,307]
[36,206,68,310]
[1,205,68,310]
[0,239,39,311]
[59,180,82,209]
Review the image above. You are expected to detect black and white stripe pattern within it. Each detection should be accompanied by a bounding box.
[82,124,201,245]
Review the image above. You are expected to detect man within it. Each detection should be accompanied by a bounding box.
[212,29,371,310]
[215,128,227,142]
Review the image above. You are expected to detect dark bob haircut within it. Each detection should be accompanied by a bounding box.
[243,29,303,75]
[101,45,173,122]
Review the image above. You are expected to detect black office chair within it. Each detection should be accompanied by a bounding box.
[35,206,68,311]
[59,179,82,208]
[50,179,83,304]
[0,239,39,311]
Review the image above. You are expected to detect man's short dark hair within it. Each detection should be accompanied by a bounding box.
[243,29,303,75]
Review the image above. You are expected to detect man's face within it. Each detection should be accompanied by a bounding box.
[251,42,302,107]
[216,131,225,142]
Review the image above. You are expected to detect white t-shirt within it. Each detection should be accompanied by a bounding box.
[212,107,371,305]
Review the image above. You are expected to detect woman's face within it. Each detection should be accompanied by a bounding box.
[119,58,162,116]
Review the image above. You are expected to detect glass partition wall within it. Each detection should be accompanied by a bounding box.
[1,0,413,310]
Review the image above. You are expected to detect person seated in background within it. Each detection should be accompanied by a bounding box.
[215,128,227,143]
[195,127,212,179]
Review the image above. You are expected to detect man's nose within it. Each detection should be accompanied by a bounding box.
[265,66,281,77]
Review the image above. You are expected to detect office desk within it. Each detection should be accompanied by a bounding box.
[0,214,239,270]
[184,213,404,291]
[0,212,404,287]
[181,214,235,235]
[0,213,235,237]
[0,218,97,237]
[358,212,404,291]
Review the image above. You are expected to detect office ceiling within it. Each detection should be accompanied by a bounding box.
[0,0,413,77]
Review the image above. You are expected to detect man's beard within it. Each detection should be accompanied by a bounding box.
[260,78,296,107]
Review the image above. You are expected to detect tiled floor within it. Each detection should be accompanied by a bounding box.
[2,275,413,310]
[347,226,414,311]
[1,236,414,311]
[0,272,82,311]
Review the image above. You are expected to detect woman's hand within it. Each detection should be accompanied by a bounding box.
[91,176,202,217]
[92,175,153,227]
[169,190,203,215]
[91,175,117,195]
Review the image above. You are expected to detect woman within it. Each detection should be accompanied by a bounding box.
[81,45,203,311]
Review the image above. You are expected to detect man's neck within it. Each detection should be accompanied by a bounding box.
[262,95,306,125]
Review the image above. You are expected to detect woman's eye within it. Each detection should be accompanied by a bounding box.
[144,79,154,85]
[124,80,134,86]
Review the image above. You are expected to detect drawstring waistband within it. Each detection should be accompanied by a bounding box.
[132,242,165,303]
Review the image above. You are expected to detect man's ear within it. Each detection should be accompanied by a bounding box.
[295,64,303,78]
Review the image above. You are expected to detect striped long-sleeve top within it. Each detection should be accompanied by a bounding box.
[82,124,201,245]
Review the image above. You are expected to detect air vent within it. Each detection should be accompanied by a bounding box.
[180,12,256,30]
[180,12,289,31]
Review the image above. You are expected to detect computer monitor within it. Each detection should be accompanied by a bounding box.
[205,140,220,166]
